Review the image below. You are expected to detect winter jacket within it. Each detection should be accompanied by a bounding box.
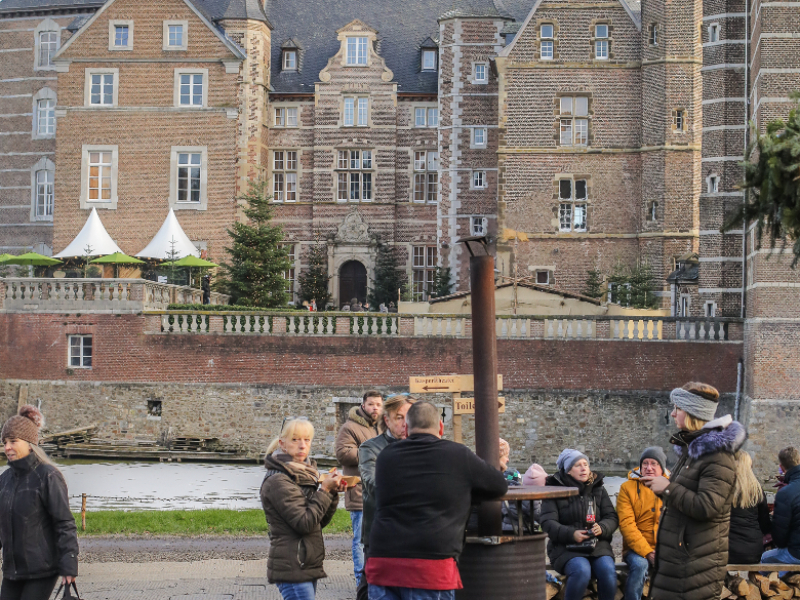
[368,433,508,561]
[260,454,339,584]
[728,493,771,564]
[617,468,668,558]
[0,452,79,581]
[650,416,746,600]
[770,463,800,560]
[335,406,379,511]
[358,430,396,550]
[539,470,618,574]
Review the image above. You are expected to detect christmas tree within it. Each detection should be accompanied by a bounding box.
[298,242,331,309]
[582,267,605,300]
[368,241,408,307]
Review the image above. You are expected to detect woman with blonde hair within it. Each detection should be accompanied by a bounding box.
[643,382,747,600]
[261,418,346,600]
[0,405,78,600]
[728,451,771,564]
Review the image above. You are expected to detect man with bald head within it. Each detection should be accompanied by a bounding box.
[365,401,508,600]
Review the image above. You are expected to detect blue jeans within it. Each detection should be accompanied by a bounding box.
[761,547,800,577]
[369,585,455,600]
[351,511,365,584]
[276,581,317,600]
[623,552,650,600]
[563,555,618,600]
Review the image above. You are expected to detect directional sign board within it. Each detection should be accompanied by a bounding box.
[453,397,506,415]
[409,374,503,394]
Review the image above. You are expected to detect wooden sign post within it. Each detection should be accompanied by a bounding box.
[409,374,503,444]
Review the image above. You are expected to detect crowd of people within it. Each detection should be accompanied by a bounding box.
[2,382,800,600]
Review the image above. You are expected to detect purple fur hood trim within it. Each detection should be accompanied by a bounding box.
[673,420,747,459]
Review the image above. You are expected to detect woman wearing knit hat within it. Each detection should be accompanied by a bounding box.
[539,449,619,600]
[643,382,747,600]
[0,405,79,600]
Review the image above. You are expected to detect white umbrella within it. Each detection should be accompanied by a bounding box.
[136,209,200,260]
[54,208,123,258]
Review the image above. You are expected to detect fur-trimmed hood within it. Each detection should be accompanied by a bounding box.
[348,406,375,428]
[672,415,747,460]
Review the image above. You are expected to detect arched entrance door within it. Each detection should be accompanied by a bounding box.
[339,260,367,307]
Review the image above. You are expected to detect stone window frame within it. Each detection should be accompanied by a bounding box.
[173,68,208,109]
[169,146,208,211]
[647,200,659,222]
[535,270,551,285]
[335,149,374,203]
[108,19,133,51]
[80,144,119,210]
[68,335,92,369]
[412,149,439,203]
[555,94,592,148]
[704,301,716,317]
[648,23,659,46]
[274,106,299,128]
[30,157,55,222]
[554,175,590,233]
[472,62,489,85]
[537,21,558,61]
[678,294,691,317]
[272,149,300,203]
[421,49,437,72]
[471,216,488,236]
[282,49,298,71]
[32,87,57,140]
[341,95,370,128]
[672,108,687,132]
[163,20,189,51]
[411,245,437,301]
[84,68,119,107]
[280,243,297,299]
[471,127,488,149]
[413,104,438,128]
[706,172,720,194]
[708,22,720,43]
[345,36,369,66]
[34,19,60,72]
[471,170,487,190]
[592,22,611,61]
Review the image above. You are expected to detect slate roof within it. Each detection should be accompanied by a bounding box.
[0,0,268,22]
[264,0,532,95]
[0,0,104,14]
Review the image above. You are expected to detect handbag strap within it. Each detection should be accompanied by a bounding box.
[53,581,81,600]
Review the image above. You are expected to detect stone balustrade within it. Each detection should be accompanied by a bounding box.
[0,278,228,313]
[156,311,743,342]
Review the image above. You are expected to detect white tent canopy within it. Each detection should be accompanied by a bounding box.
[54,207,124,258]
[136,209,200,260]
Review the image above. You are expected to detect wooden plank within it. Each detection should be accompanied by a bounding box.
[409,374,502,393]
[502,485,579,501]
[727,564,800,572]
[453,396,506,415]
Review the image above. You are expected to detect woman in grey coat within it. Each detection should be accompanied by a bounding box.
[0,406,79,600]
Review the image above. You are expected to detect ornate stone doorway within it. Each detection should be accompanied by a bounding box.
[339,260,367,307]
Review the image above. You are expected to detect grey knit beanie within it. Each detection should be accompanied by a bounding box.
[639,446,667,472]
[557,449,589,473]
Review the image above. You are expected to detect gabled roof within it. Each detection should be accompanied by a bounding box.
[429,281,602,305]
[54,208,124,258]
[265,0,532,95]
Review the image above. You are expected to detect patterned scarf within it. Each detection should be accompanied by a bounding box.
[271,450,320,486]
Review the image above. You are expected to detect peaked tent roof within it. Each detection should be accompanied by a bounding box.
[136,209,201,260]
[54,208,124,258]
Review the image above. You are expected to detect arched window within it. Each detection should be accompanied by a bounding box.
[34,19,61,71]
[32,88,57,139]
[30,158,55,221]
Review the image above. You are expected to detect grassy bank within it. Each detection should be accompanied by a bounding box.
[73,508,352,536]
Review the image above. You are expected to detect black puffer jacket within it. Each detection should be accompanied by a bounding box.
[770,464,800,559]
[728,493,770,564]
[0,453,79,580]
[650,418,746,600]
[539,471,618,574]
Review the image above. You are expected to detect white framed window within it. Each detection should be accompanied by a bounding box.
[413,150,439,203]
[678,294,691,317]
[560,96,589,146]
[704,301,716,317]
[595,24,609,59]
[163,21,188,51]
[346,37,368,65]
[84,69,118,107]
[34,20,60,71]
[414,106,438,128]
[30,157,54,222]
[536,270,550,285]
[558,178,588,232]
[343,97,368,127]
[412,246,437,301]
[422,49,437,71]
[169,146,208,210]
[472,127,487,148]
[336,150,373,202]
[283,49,298,70]
[174,69,207,108]
[80,145,118,209]
[673,108,686,131]
[32,88,57,140]
[708,23,719,43]
[274,107,299,127]
[648,23,659,45]
[472,170,487,189]
[273,150,298,203]
[281,244,296,298]
[473,62,488,84]
[68,335,92,368]
[471,216,487,236]
[540,24,554,60]
[707,174,719,193]
[109,20,133,51]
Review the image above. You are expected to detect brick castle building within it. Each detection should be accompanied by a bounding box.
[0,0,797,315]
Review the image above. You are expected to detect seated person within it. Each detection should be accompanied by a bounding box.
[729,451,770,565]
[762,447,800,575]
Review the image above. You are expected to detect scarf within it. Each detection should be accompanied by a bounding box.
[271,450,320,486]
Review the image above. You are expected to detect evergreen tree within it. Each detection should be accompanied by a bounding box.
[723,93,800,265]
[218,182,291,307]
[606,264,631,307]
[368,241,408,307]
[583,267,605,300]
[628,263,658,309]
[298,242,331,309]
[430,266,452,298]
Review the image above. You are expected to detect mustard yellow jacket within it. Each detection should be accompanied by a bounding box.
[617,468,668,557]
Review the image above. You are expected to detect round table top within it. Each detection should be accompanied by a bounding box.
[501,485,579,501]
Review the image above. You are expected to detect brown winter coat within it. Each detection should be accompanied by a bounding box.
[650,419,746,600]
[260,454,339,584]
[334,406,379,511]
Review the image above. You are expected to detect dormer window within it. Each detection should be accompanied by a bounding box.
[346,37,368,65]
[422,49,437,71]
[283,49,297,71]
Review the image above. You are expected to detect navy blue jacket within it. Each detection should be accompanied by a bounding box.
[772,464,800,559]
